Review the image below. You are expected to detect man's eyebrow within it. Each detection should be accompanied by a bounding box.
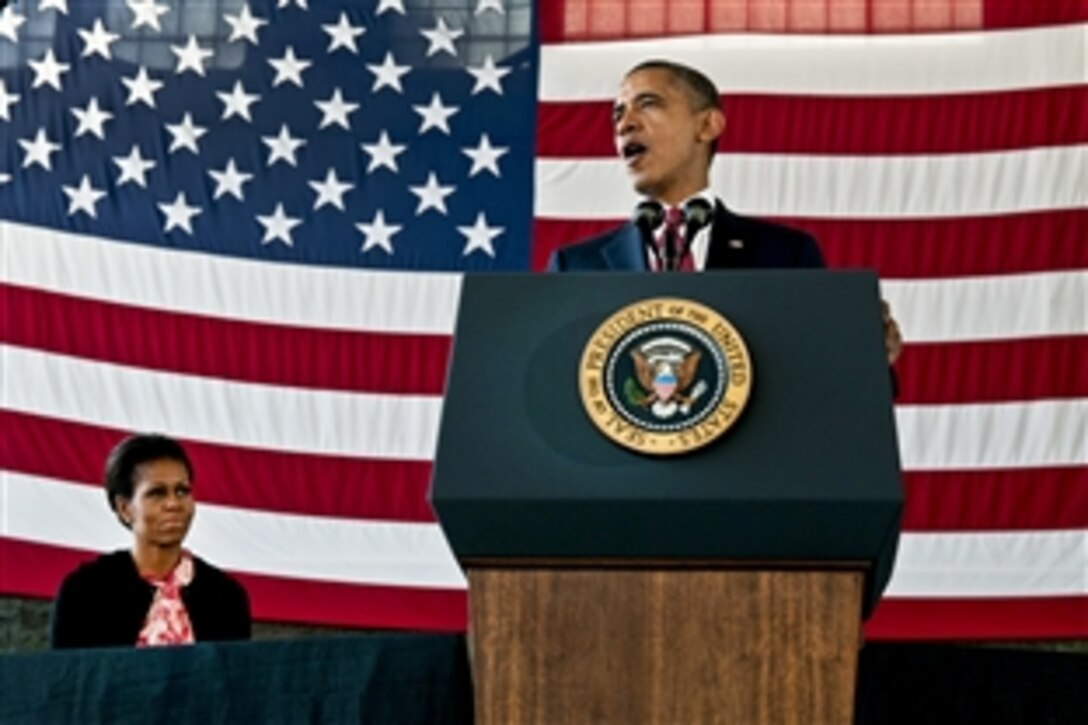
[613,91,662,118]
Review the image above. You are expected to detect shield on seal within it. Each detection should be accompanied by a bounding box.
[652,366,678,401]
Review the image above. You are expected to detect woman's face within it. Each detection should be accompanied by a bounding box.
[117,458,195,549]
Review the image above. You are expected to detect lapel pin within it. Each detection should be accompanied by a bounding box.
[728,238,744,249]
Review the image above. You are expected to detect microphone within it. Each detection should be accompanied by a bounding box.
[683,198,713,229]
[633,201,664,269]
[679,198,713,268]
[682,198,713,244]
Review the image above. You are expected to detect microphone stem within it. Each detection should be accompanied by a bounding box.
[665,225,677,271]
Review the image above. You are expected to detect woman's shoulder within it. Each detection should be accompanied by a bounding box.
[187,556,252,639]
[60,550,135,587]
[55,550,144,607]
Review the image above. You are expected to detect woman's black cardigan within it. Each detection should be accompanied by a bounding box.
[50,550,251,649]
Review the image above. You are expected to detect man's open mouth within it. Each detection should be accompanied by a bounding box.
[621,141,647,162]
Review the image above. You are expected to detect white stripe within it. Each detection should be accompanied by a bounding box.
[6,470,1084,598]
[896,399,1088,471]
[0,471,467,589]
[886,529,1087,598]
[0,221,462,335]
[5,224,1083,346]
[4,344,1085,472]
[541,23,1088,99]
[882,271,1088,343]
[534,146,1087,219]
[1,345,442,461]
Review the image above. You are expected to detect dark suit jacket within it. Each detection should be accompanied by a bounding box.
[548,201,824,271]
[50,550,251,649]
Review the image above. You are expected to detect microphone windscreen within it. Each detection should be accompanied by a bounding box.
[633,201,664,231]
[682,198,714,229]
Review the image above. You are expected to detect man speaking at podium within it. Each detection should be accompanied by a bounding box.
[547,59,824,273]
[547,59,902,365]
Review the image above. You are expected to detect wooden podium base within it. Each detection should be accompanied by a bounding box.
[469,566,863,725]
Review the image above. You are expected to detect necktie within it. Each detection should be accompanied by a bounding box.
[657,205,683,271]
[658,206,694,271]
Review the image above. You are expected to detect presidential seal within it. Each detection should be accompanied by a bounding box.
[579,298,753,455]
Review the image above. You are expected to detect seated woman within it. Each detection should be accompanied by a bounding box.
[50,434,251,649]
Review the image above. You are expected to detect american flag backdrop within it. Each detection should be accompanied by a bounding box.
[0,0,1084,640]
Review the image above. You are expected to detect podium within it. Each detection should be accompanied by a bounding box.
[431,272,902,724]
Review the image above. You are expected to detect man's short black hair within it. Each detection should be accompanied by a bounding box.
[104,434,193,517]
[625,59,723,158]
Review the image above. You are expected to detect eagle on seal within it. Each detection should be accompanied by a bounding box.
[630,348,701,409]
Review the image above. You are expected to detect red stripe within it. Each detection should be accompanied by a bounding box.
[538,0,565,43]
[787,211,1088,279]
[6,410,1084,531]
[538,87,1088,156]
[0,411,436,522]
[0,538,467,632]
[901,468,1088,531]
[238,572,466,632]
[897,337,1088,405]
[984,0,1088,29]
[539,0,1088,42]
[530,210,1088,277]
[866,596,1088,640]
[0,283,450,395]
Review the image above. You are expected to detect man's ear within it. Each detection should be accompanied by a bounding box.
[699,108,726,145]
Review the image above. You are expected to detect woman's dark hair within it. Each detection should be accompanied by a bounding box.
[104,434,194,517]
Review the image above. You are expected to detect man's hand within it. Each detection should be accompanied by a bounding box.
[882,299,903,365]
